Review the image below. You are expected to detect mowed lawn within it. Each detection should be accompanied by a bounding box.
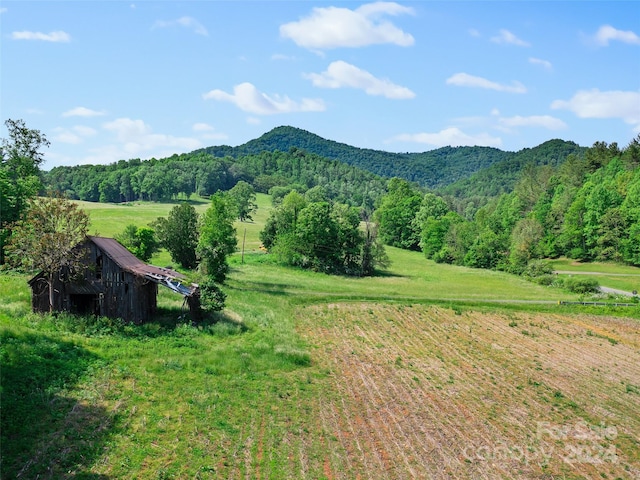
[1,197,639,478]
[550,258,640,295]
[78,193,272,252]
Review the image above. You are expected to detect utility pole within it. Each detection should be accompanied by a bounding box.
[241,228,246,264]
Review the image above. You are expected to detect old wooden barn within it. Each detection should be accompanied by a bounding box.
[28,236,199,324]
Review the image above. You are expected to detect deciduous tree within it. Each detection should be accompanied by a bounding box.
[374,178,422,250]
[116,224,160,262]
[227,180,257,222]
[198,193,237,282]
[1,119,50,263]
[6,193,89,312]
[152,203,199,269]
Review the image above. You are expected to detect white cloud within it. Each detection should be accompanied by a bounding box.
[203,82,326,115]
[499,115,567,130]
[529,57,552,70]
[62,106,106,118]
[153,16,208,36]
[0,7,8,14]
[468,28,480,37]
[73,125,97,136]
[551,89,640,125]
[390,127,502,148]
[102,118,201,156]
[490,29,530,47]
[192,123,228,141]
[247,117,261,125]
[104,118,151,141]
[446,73,527,94]
[53,125,97,144]
[593,24,640,46]
[280,2,415,49]
[192,122,215,132]
[304,60,415,99]
[11,30,71,42]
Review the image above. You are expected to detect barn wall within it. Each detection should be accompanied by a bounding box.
[91,247,157,324]
[28,240,159,323]
[29,274,65,313]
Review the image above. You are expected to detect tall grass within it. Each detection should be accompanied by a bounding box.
[0,269,315,478]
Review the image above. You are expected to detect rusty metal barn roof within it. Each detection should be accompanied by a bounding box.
[90,236,183,278]
[90,236,197,296]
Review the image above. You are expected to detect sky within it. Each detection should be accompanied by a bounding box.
[2,1,639,170]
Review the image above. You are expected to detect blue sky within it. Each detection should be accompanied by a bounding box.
[2,1,639,169]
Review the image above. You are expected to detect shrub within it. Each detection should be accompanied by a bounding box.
[523,260,554,278]
[564,276,600,294]
[199,278,227,313]
[533,274,556,286]
[433,246,455,264]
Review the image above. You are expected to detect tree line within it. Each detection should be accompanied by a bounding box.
[43,147,388,210]
[374,136,640,278]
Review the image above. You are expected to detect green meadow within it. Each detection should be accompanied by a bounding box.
[2,197,639,479]
[550,258,640,294]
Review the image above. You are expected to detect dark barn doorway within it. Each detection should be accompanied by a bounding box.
[70,294,99,315]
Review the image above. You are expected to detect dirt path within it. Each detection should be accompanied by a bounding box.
[600,286,638,297]
[554,270,640,277]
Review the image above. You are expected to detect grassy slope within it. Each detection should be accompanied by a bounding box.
[1,197,639,478]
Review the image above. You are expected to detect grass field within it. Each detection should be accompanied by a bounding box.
[550,258,640,295]
[1,197,639,479]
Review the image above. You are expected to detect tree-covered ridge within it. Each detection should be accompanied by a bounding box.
[43,147,389,209]
[197,125,511,189]
[377,137,640,270]
[45,126,586,209]
[439,139,588,213]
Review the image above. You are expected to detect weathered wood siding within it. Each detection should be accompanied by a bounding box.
[29,240,157,324]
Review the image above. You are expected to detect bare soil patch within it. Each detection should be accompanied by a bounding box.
[298,304,640,479]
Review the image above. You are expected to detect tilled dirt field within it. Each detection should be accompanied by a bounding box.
[297,304,640,479]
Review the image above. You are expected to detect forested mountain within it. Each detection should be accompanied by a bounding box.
[40,122,640,271]
[375,137,640,269]
[438,139,587,214]
[196,126,510,189]
[442,139,586,197]
[47,126,588,210]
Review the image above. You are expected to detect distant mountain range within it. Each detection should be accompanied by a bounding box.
[196,126,586,194]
